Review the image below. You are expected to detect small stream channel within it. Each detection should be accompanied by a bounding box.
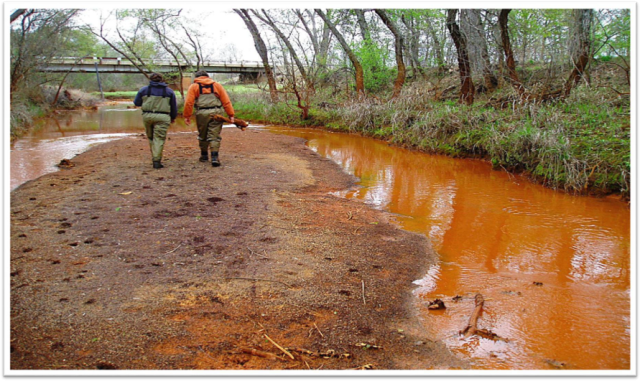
[10,105,631,370]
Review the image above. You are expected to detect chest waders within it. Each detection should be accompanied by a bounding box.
[141,86,172,167]
[195,83,224,166]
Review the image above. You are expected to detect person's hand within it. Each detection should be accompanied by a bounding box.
[230,116,235,124]
[184,117,191,125]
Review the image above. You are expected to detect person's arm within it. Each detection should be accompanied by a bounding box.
[133,88,145,107]
[214,83,235,120]
[169,91,178,122]
[183,84,198,124]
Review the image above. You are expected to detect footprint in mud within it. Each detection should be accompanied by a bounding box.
[22,248,33,253]
[83,239,94,244]
[17,234,26,238]
[60,222,72,228]
[49,259,61,264]
[57,230,66,234]
[207,197,225,203]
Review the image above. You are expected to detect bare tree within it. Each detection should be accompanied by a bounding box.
[88,12,151,79]
[295,10,332,77]
[139,10,194,98]
[400,13,426,79]
[235,9,278,102]
[10,9,79,96]
[315,9,365,96]
[446,9,475,105]
[424,12,446,70]
[252,10,313,91]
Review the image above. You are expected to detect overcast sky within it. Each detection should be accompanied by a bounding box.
[77,7,263,62]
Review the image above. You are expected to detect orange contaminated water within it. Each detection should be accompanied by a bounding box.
[268,127,631,370]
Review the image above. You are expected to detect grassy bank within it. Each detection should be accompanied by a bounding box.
[228,84,630,198]
[11,87,101,141]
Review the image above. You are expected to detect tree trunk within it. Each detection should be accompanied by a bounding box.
[315,9,365,96]
[446,9,475,105]
[401,14,426,79]
[425,18,445,70]
[375,9,406,99]
[498,9,526,97]
[354,10,370,41]
[563,9,594,96]
[235,9,278,102]
[464,9,498,92]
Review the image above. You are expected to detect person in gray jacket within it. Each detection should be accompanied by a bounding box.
[133,73,178,169]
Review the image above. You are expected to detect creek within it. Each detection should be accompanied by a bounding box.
[10,104,631,370]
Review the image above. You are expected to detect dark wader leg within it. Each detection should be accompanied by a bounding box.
[196,110,223,166]
[143,114,170,167]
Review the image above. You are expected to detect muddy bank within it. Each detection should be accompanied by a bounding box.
[10,129,463,370]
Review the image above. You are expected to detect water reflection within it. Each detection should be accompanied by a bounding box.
[10,102,194,190]
[268,127,630,370]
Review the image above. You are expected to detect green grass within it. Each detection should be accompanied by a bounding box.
[225,84,262,94]
[93,91,139,99]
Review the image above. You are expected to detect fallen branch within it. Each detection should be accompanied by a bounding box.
[314,323,324,338]
[287,347,318,357]
[165,243,183,254]
[458,294,508,342]
[224,277,291,288]
[460,293,484,338]
[210,114,249,131]
[241,347,280,360]
[265,334,295,360]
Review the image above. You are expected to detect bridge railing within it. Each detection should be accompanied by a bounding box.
[48,57,264,68]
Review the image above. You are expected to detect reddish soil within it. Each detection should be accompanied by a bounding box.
[10,128,464,370]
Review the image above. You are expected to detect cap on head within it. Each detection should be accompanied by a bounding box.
[150,73,163,82]
[195,70,209,78]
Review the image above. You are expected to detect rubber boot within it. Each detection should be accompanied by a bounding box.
[199,151,208,162]
[211,151,220,167]
[153,161,164,169]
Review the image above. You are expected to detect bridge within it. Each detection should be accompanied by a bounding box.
[38,57,267,79]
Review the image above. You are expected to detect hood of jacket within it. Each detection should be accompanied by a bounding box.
[194,77,215,86]
[149,81,168,87]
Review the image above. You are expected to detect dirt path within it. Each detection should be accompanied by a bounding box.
[10,128,464,370]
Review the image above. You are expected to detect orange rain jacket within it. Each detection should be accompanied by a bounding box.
[183,76,235,119]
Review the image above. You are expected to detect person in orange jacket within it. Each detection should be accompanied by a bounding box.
[183,70,235,167]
